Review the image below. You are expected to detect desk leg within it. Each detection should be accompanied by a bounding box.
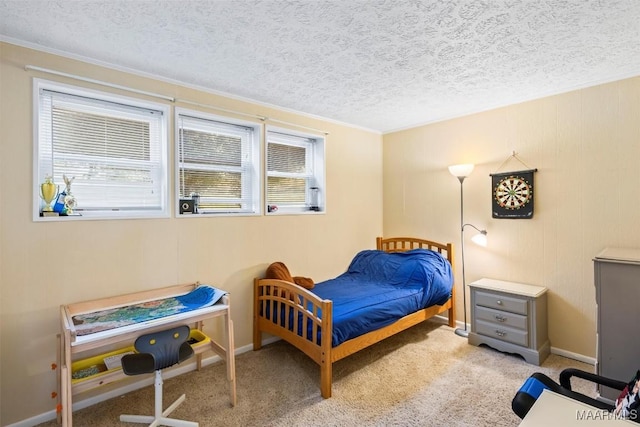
[62,332,73,426]
[60,366,68,427]
[196,320,204,371]
[56,334,62,425]
[225,313,237,407]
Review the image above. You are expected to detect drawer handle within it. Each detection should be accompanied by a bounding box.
[496,300,503,305]
[495,330,506,337]
[495,315,507,322]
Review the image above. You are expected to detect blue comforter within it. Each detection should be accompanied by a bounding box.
[312,249,453,347]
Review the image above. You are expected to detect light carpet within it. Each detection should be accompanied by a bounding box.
[37,320,594,426]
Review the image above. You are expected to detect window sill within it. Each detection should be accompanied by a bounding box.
[176,211,261,218]
[33,211,170,222]
[265,209,325,216]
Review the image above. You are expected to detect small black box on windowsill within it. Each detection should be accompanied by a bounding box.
[180,199,194,214]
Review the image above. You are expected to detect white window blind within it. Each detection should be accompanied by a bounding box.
[35,82,168,219]
[177,111,259,214]
[266,129,325,213]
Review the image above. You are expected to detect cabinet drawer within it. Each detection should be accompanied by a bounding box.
[476,319,528,347]
[475,291,527,315]
[475,306,527,331]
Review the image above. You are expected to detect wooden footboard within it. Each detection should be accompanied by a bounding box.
[253,278,334,396]
[254,236,455,398]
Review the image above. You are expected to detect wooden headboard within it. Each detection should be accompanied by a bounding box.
[376,236,453,262]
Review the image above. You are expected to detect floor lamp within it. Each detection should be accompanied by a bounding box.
[448,164,488,338]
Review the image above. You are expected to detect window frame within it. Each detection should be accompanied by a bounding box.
[32,78,170,221]
[174,108,262,217]
[265,126,326,215]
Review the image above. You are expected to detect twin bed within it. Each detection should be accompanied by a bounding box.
[253,236,456,398]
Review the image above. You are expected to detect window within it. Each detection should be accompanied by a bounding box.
[176,109,261,215]
[34,79,169,220]
[266,127,325,214]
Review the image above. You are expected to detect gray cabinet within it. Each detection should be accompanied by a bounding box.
[468,278,549,365]
[594,248,640,401]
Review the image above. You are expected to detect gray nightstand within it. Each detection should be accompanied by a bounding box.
[468,278,550,365]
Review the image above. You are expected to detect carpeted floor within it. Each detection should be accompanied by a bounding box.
[37,320,594,426]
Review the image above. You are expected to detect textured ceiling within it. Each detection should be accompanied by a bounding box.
[1,0,640,133]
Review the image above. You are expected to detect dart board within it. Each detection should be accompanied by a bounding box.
[491,170,535,219]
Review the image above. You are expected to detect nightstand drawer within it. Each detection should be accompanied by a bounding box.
[475,305,527,330]
[476,319,528,347]
[475,291,527,315]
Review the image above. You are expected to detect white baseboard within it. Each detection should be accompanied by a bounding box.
[441,315,468,330]
[550,346,596,366]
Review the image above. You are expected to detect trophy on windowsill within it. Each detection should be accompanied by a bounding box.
[62,175,77,214]
[39,176,59,215]
[53,174,77,215]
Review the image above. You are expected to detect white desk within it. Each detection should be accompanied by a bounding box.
[519,389,635,426]
[58,283,236,426]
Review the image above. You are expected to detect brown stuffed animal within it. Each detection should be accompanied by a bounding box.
[265,262,314,290]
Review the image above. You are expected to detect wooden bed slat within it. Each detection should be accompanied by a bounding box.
[253,236,455,398]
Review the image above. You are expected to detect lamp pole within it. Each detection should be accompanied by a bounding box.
[454,175,469,338]
[448,163,477,338]
[454,223,488,336]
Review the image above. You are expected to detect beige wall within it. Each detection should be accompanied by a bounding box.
[383,76,640,360]
[0,42,383,425]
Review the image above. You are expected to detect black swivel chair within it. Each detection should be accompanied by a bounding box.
[512,368,639,423]
[120,325,198,427]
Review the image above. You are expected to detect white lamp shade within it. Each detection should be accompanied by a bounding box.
[448,163,474,178]
[471,232,488,247]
